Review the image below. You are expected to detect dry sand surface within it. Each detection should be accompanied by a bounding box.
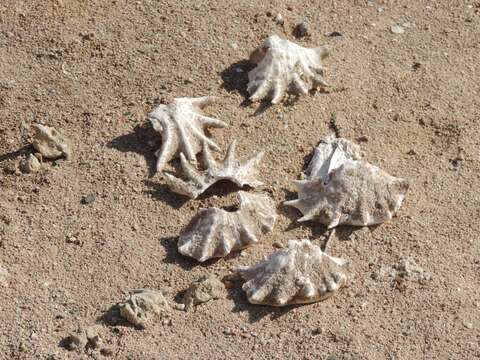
[1,0,480,359]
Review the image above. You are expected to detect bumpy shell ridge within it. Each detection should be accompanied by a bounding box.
[148,96,227,172]
[237,239,348,306]
[248,35,330,104]
[164,140,264,199]
[178,191,277,262]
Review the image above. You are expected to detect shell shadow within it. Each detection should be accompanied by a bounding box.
[106,123,158,178]
[220,59,254,100]
[158,236,244,271]
[0,144,32,163]
[143,180,189,210]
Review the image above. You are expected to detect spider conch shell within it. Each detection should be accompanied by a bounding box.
[285,136,409,228]
[164,140,264,199]
[178,191,277,262]
[148,96,227,172]
[32,124,71,160]
[237,239,348,306]
[248,35,330,104]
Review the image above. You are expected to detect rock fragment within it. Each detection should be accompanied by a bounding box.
[20,154,41,173]
[183,274,227,310]
[64,325,102,352]
[0,264,9,287]
[32,124,71,160]
[118,289,170,329]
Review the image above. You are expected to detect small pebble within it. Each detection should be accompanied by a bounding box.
[294,21,309,38]
[174,303,185,311]
[275,14,284,25]
[390,25,405,34]
[20,154,41,173]
[82,193,96,205]
[272,241,284,249]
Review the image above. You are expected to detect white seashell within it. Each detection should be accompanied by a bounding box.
[237,239,348,306]
[164,140,264,199]
[247,35,330,104]
[305,134,361,181]
[148,96,227,172]
[118,289,170,328]
[178,191,277,262]
[32,124,71,160]
[285,158,409,228]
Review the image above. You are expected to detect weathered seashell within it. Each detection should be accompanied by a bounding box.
[118,289,169,328]
[305,134,361,181]
[285,159,409,228]
[183,274,227,310]
[285,136,408,228]
[248,35,330,104]
[179,191,277,262]
[164,140,264,199]
[237,239,348,306]
[148,96,227,172]
[32,124,71,159]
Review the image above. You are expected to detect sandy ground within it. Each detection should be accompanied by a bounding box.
[1,0,479,359]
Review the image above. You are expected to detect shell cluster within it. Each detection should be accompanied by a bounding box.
[285,136,409,228]
[178,191,277,262]
[129,35,410,310]
[248,35,330,104]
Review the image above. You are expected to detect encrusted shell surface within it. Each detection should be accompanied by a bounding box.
[164,140,264,199]
[285,136,408,228]
[237,239,348,306]
[305,134,361,180]
[117,289,169,328]
[32,124,71,159]
[148,96,227,172]
[178,191,277,262]
[248,35,330,104]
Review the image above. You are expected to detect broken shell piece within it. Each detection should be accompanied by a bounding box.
[164,140,264,199]
[179,191,277,262]
[248,35,330,104]
[237,239,348,306]
[183,274,227,310]
[306,134,361,181]
[286,159,409,228]
[32,124,71,159]
[148,96,227,172]
[118,289,169,328]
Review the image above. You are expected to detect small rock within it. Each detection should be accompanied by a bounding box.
[412,62,422,70]
[0,264,9,287]
[407,149,417,156]
[390,25,405,34]
[184,78,194,84]
[81,193,96,205]
[117,289,170,329]
[293,21,309,38]
[174,303,185,311]
[32,124,71,160]
[183,274,227,310]
[64,325,102,351]
[329,31,343,37]
[100,348,113,357]
[20,154,41,173]
[356,135,368,143]
[66,235,82,246]
[463,322,473,330]
[275,13,284,25]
